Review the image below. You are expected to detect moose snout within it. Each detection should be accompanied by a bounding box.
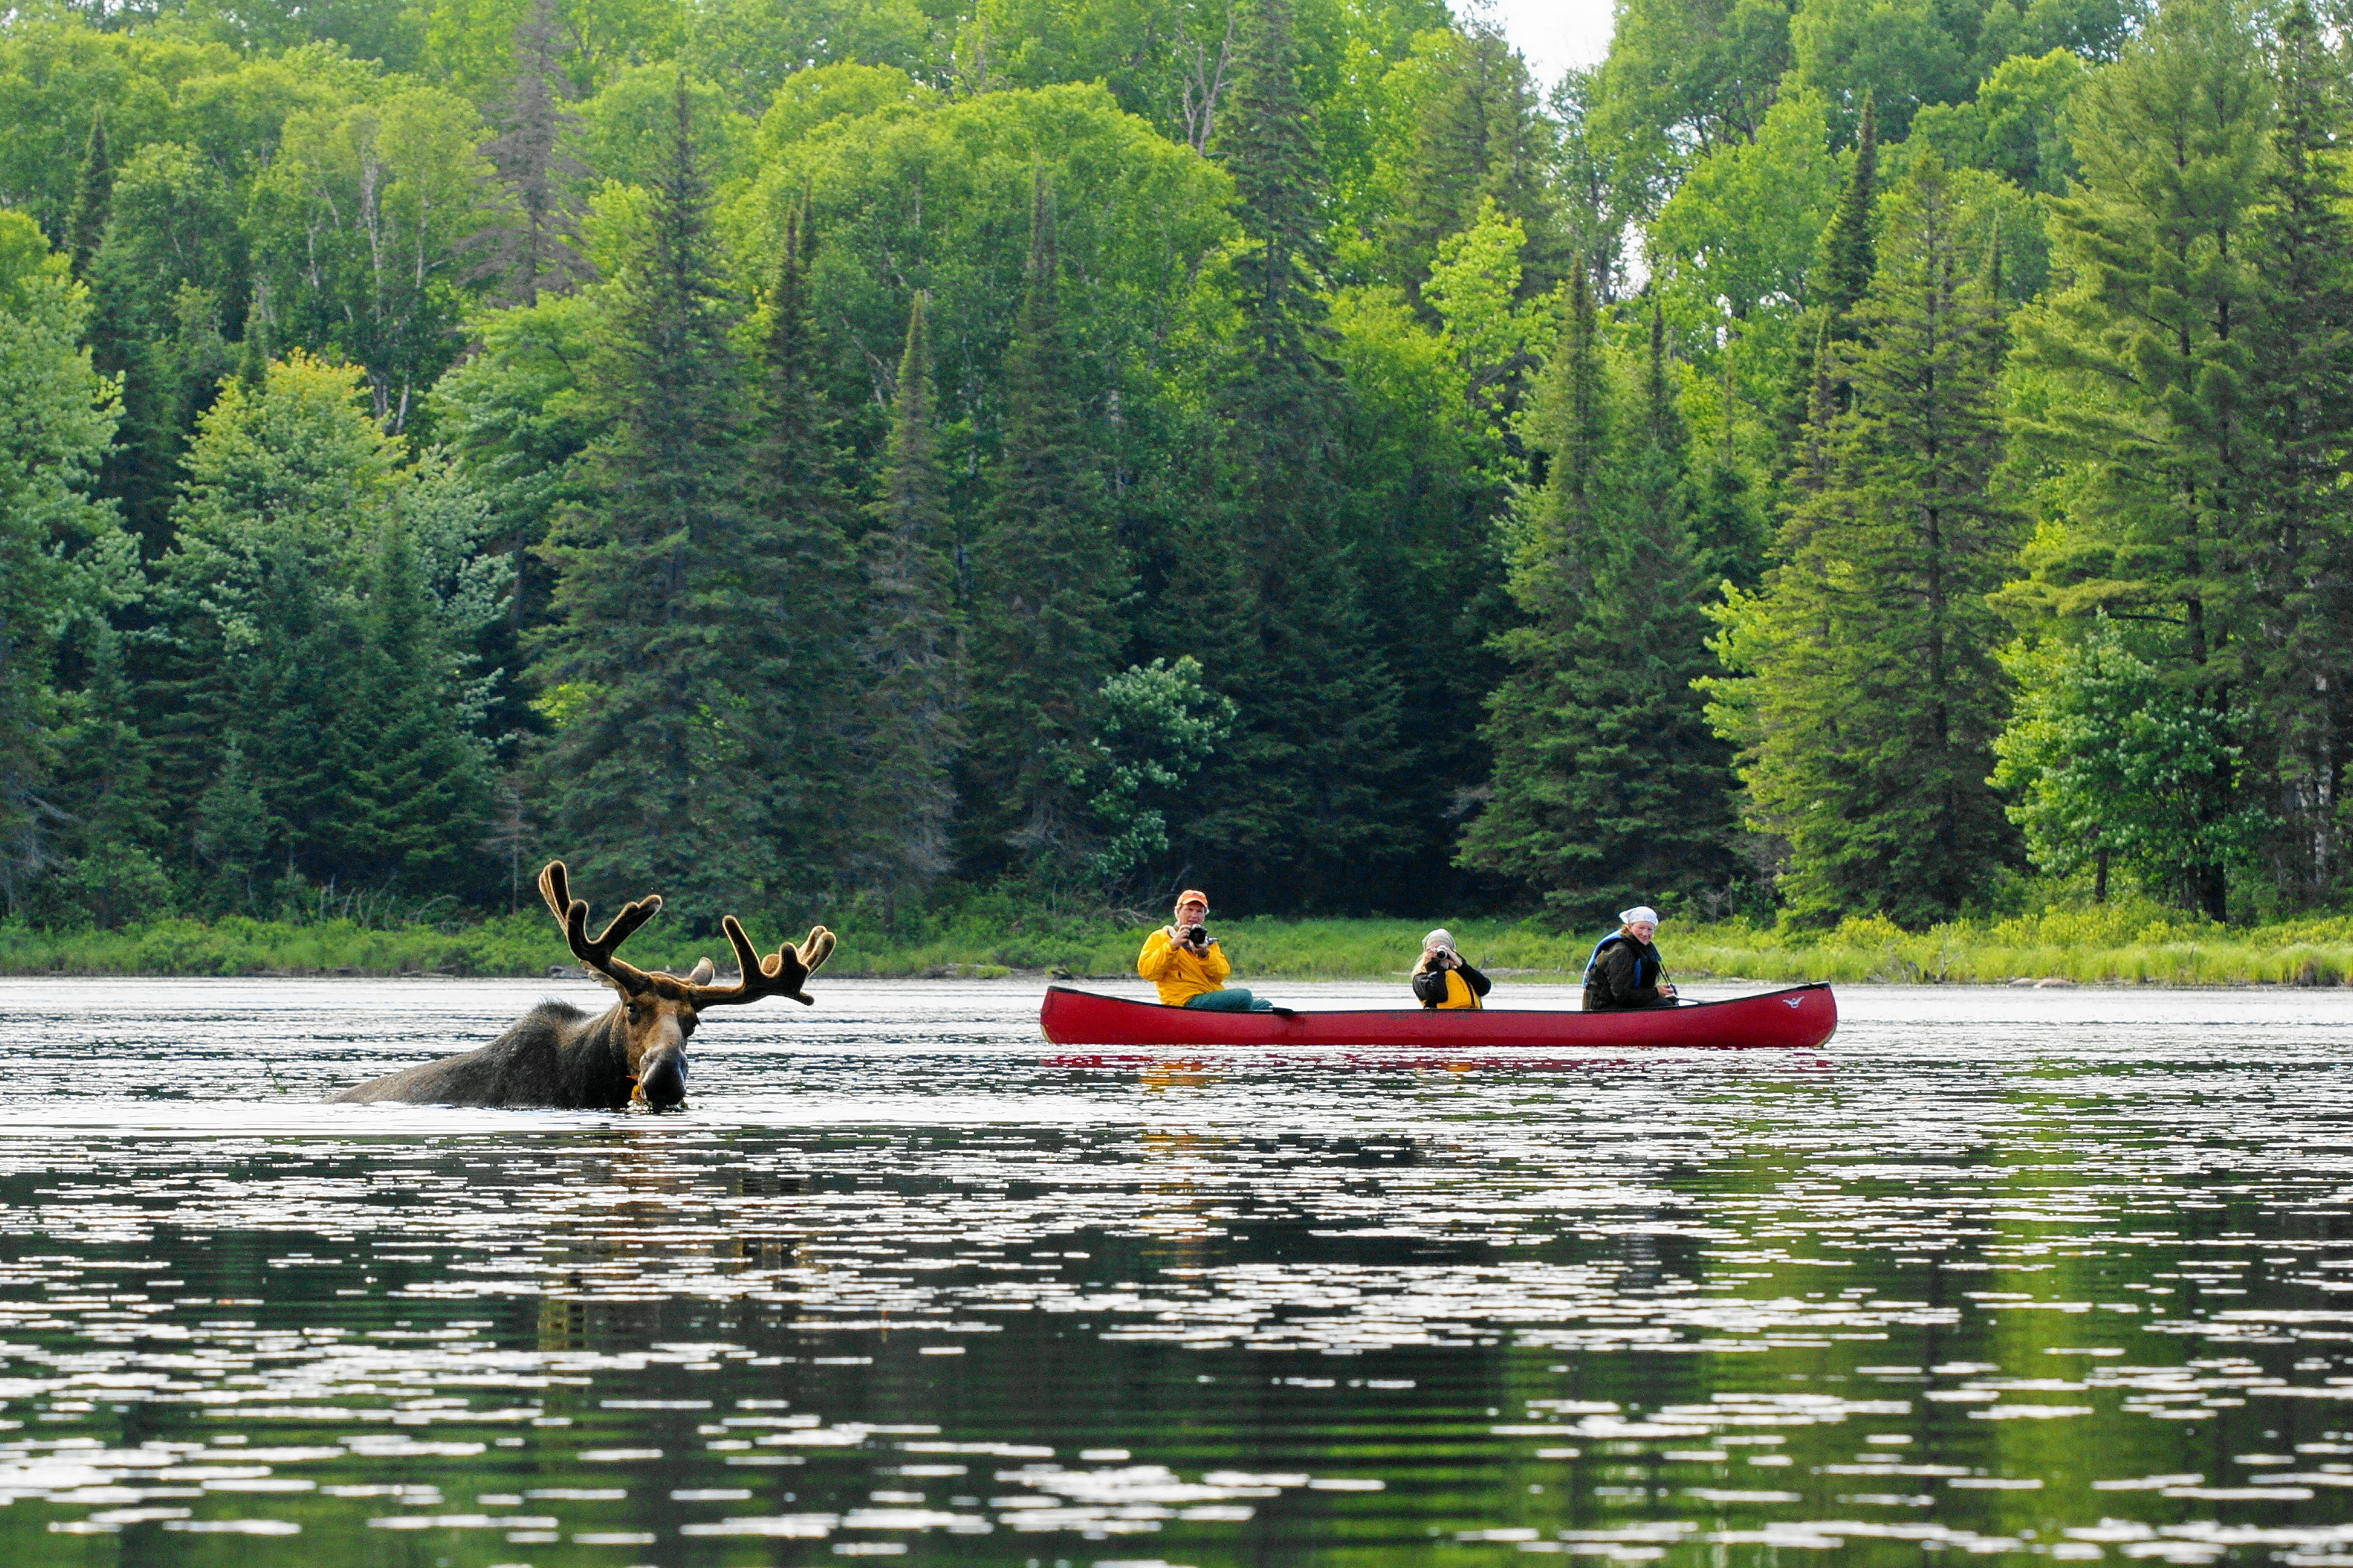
[636,1046,688,1108]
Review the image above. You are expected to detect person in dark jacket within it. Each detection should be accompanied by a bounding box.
[1411,929,1493,1009]
[1582,906,1679,1011]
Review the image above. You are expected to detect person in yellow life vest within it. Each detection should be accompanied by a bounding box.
[1410,929,1492,1010]
[1137,890,1275,1011]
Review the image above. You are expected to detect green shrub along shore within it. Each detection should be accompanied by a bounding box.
[0,896,2346,987]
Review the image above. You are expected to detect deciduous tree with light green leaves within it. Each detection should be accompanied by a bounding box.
[1995,619,2270,906]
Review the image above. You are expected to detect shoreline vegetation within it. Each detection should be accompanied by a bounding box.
[1,899,2346,987]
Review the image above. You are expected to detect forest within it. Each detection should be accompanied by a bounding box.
[0,0,2346,942]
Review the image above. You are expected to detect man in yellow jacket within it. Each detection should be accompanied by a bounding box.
[1137,890,1275,1011]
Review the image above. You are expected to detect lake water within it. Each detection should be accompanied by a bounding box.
[1,975,2349,1567]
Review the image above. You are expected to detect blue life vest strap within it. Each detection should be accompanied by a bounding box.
[1583,934,1626,980]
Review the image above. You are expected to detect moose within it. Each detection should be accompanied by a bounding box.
[336,861,836,1109]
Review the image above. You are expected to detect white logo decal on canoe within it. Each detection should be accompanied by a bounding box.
[1785,998,1802,1008]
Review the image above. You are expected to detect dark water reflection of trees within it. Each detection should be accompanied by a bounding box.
[0,979,2347,1565]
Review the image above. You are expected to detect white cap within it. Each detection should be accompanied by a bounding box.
[1422,928,1455,952]
[1619,906,1661,927]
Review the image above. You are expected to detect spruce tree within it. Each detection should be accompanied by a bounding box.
[2009,0,2270,918]
[65,111,110,281]
[2250,0,2353,905]
[1463,297,1743,919]
[532,80,763,920]
[1707,155,2020,926]
[480,0,594,307]
[231,544,362,891]
[1392,26,1569,303]
[45,622,171,927]
[343,522,493,890]
[1778,93,1878,468]
[964,173,1123,881]
[1814,92,1880,335]
[852,293,964,911]
[1194,0,1401,910]
[1690,354,1769,590]
[87,143,240,554]
[747,204,866,894]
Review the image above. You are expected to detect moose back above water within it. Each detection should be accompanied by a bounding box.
[335,862,837,1109]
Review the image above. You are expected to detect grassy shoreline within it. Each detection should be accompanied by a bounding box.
[0,899,2344,986]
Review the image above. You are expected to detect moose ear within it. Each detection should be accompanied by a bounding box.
[687,956,715,986]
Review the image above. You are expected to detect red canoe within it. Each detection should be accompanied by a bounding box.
[1037,982,1837,1050]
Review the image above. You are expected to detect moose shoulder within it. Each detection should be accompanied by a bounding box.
[335,862,835,1110]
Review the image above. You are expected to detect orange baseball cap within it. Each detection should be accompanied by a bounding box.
[1176,890,1209,907]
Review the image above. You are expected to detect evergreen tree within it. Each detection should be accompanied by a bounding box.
[151,352,407,834]
[747,203,867,893]
[1778,92,1878,468]
[852,292,964,910]
[0,219,126,919]
[44,622,171,928]
[2249,0,2353,906]
[1195,0,1401,911]
[193,743,274,914]
[964,173,1123,881]
[342,522,493,888]
[1463,296,1742,919]
[1690,353,1769,590]
[65,111,110,281]
[1707,154,2020,926]
[532,79,764,920]
[1814,92,1880,335]
[87,143,241,554]
[231,544,362,892]
[480,0,594,308]
[1389,26,1568,305]
[2008,0,2270,919]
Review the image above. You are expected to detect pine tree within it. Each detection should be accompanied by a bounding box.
[1707,154,2020,926]
[65,111,110,281]
[532,79,763,920]
[2249,0,2353,905]
[1195,0,1401,910]
[1463,297,1742,919]
[480,0,594,307]
[747,204,866,894]
[2009,0,2270,919]
[852,293,964,911]
[964,173,1123,881]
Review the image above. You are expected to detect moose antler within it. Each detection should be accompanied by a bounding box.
[686,916,837,1009]
[539,860,661,995]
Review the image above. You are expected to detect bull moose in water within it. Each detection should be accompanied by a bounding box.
[335,861,836,1110]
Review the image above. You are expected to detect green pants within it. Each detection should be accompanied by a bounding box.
[1184,987,1274,1013]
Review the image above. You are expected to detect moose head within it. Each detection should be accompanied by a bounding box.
[539,860,837,1107]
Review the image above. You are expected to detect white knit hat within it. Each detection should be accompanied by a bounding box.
[1422,928,1456,952]
[1618,906,1661,926]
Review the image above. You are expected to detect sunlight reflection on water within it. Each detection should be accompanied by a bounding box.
[0,976,2349,1565]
